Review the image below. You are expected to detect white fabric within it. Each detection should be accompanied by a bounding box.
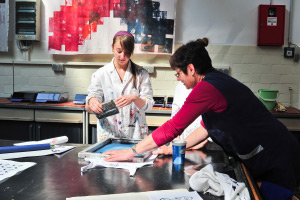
[189,164,250,200]
[81,154,157,176]
[172,82,203,140]
[87,59,154,141]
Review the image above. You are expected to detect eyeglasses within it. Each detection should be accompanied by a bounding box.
[174,70,182,78]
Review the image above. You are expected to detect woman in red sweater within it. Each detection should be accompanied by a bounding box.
[104,38,300,200]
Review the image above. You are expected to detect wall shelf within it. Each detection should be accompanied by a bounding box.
[0,60,169,68]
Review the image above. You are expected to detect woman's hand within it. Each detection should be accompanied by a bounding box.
[104,135,158,162]
[103,148,135,162]
[114,95,137,108]
[152,145,173,155]
[87,97,103,114]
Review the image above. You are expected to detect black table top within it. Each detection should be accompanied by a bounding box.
[0,140,254,200]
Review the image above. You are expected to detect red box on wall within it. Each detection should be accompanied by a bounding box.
[257,5,285,46]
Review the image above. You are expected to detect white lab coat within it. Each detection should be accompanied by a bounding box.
[172,82,202,140]
[87,59,154,141]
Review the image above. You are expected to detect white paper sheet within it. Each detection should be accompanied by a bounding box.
[0,146,75,160]
[150,191,203,200]
[67,189,190,200]
[0,159,36,184]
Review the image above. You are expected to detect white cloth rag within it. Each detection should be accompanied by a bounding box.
[189,164,250,200]
[81,154,157,176]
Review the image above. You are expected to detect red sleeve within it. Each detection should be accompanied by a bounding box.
[201,120,205,129]
[152,81,227,146]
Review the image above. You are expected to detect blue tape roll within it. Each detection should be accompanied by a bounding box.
[0,143,51,154]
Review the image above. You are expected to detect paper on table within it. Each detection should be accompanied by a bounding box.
[0,146,75,160]
[81,154,158,176]
[67,189,190,200]
[0,159,36,184]
[52,145,75,154]
[150,191,203,200]
[14,136,68,146]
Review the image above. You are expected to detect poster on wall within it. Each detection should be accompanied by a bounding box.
[44,0,176,55]
[0,0,9,52]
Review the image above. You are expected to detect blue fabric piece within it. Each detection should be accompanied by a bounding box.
[260,181,293,200]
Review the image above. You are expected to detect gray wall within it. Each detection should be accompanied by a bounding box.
[176,0,300,45]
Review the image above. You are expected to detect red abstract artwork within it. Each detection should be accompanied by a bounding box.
[49,0,110,51]
[48,0,176,54]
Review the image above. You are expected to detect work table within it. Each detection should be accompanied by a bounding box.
[0,139,261,200]
[0,97,174,144]
[0,98,85,111]
[2,97,300,116]
[0,98,87,144]
[271,106,300,118]
[270,107,300,132]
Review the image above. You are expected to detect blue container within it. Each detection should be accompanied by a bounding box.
[172,140,187,164]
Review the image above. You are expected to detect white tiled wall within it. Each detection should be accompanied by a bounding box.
[0,45,299,108]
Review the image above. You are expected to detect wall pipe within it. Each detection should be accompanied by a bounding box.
[288,0,293,46]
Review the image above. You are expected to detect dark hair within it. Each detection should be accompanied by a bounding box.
[112,34,135,57]
[112,34,138,89]
[169,38,214,75]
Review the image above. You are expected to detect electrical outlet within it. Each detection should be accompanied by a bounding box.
[144,66,155,73]
[284,47,294,58]
[52,64,64,72]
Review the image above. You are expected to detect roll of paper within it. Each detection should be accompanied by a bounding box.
[50,136,68,145]
[14,136,68,146]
